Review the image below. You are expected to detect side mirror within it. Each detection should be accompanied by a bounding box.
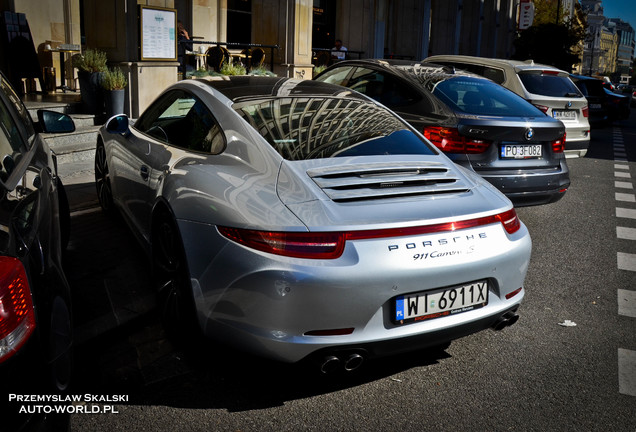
[105,114,130,135]
[37,110,75,133]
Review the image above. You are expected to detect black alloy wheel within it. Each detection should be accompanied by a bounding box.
[94,142,113,213]
[152,211,198,340]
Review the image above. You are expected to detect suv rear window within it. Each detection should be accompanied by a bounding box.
[431,77,543,117]
[518,73,582,98]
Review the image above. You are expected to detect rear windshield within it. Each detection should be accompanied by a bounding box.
[431,77,543,117]
[234,97,436,160]
[518,73,582,98]
[573,79,604,98]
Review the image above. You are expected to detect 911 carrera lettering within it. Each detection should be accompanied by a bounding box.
[388,232,487,252]
[412,245,475,261]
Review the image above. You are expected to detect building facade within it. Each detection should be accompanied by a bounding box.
[1,0,522,116]
[580,0,635,81]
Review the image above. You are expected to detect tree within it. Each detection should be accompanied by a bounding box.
[512,0,587,72]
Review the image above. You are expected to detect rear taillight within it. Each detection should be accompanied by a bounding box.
[552,132,566,153]
[218,209,522,259]
[0,257,35,363]
[533,104,549,114]
[217,228,346,259]
[582,106,589,118]
[423,126,491,154]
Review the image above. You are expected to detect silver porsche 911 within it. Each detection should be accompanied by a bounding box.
[95,76,530,371]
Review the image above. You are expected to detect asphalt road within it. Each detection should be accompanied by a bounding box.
[62,112,636,431]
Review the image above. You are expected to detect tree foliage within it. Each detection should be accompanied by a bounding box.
[512,0,587,72]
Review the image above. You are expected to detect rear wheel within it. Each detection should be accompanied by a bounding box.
[152,211,198,339]
[94,142,113,213]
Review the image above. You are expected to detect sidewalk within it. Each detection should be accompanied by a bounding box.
[60,160,99,212]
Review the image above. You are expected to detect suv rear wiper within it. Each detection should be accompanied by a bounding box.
[564,92,580,97]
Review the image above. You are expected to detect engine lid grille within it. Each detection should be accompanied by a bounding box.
[307,162,471,202]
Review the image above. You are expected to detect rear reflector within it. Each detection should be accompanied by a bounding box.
[0,256,36,363]
[305,328,355,336]
[506,287,523,300]
[218,208,522,259]
[423,126,491,154]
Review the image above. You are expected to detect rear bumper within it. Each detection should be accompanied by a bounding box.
[476,162,570,207]
[564,136,589,158]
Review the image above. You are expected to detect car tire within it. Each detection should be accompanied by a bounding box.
[152,210,199,340]
[94,141,114,213]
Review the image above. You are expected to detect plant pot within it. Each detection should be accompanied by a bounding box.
[104,89,125,118]
[77,71,104,114]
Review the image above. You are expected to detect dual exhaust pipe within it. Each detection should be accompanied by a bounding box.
[320,352,365,374]
[319,311,519,373]
[491,311,519,331]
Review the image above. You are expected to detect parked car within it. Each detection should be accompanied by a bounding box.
[423,55,590,158]
[570,74,611,126]
[95,76,530,371]
[314,59,569,206]
[0,73,73,430]
[603,87,631,120]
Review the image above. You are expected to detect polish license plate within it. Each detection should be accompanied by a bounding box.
[394,281,488,324]
[500,144,542,159]
[552,109,577,120]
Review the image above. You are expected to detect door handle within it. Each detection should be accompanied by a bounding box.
[140,165,149,180]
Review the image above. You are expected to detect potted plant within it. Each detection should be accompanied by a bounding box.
[72,49,107,114]
[100,67,127,118]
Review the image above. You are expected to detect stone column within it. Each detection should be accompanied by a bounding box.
[282,0,313,80]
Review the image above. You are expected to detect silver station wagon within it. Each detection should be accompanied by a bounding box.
[95,77,531,372]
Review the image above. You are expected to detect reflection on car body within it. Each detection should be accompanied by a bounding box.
[95,76,531,372]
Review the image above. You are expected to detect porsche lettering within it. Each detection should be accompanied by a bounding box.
[388,233,487,252]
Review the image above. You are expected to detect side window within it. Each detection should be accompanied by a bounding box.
[348,68,420,107]
[134,90,225,154]
[1,77,34,141]
[315,66,354,86]
[0,98,27,182]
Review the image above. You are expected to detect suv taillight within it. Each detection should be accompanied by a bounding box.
[423,126,491,154]
[533,104,549,114]
[582,106,589,118]
[552,132,566,153]
[0,256,35,363]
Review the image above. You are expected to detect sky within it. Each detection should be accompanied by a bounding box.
[599,0,636,29]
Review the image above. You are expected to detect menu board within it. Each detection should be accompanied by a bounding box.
[139,6,177,61]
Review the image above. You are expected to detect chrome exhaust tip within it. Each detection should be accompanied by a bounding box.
[320,355,341,374]
[344,353,365,372]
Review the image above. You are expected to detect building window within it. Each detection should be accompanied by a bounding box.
[227,0,252,44]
